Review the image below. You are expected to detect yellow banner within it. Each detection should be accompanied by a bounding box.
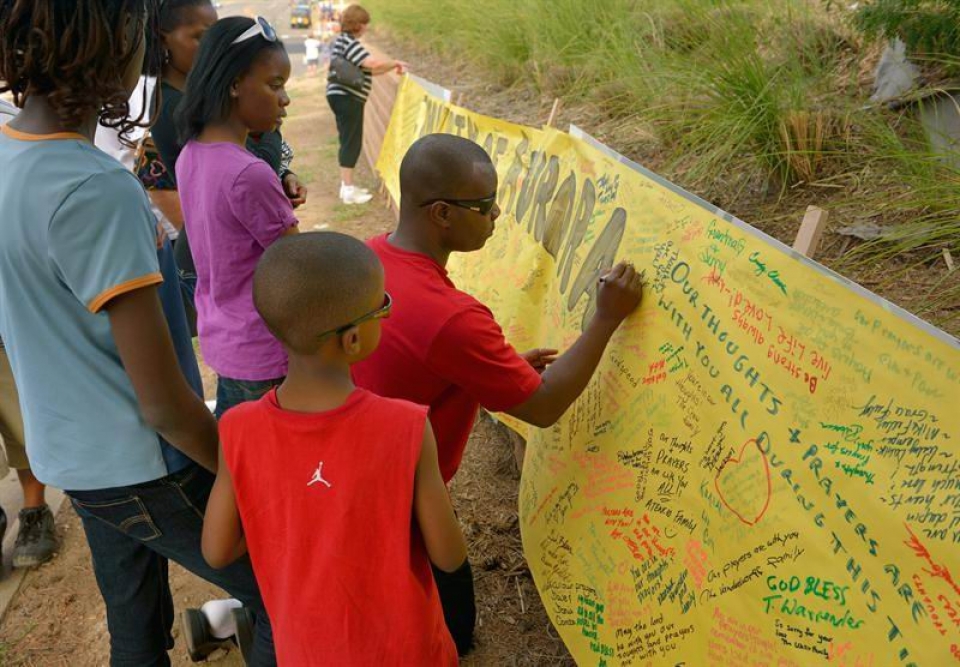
[378,76,960,666]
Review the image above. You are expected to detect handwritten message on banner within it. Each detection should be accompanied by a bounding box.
[378,76,960,666]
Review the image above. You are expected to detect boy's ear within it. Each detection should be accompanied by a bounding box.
[340,328,362,357]
[230,78,241,98]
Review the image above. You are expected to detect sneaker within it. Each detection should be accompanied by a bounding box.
[181,608,221,662]
[339,182,370,198]
[181,604,254,664]
[12,505,56,568]
[232,607,255,663]
[340,185,373,205]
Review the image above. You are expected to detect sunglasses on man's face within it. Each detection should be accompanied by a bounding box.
[231,16,277,45]
[316,293,392,342]
[419,193,498,216]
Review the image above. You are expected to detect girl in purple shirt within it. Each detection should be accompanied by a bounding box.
[175,16,299,416]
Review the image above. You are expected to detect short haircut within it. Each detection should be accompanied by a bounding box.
[0,0,154,133]
[175,16,286,142]
[254,232,384,355]
[398,133,494,204]
[341,5,370,35]
[143,0,214,77]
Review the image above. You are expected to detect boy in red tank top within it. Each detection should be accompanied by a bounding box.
[201,232,464,665]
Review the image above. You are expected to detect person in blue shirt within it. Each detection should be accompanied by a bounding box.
[0,100,59,573]
[0,2,276,664]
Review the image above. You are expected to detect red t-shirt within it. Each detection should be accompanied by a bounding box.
[352,234,542,482]
[220,388,457,666]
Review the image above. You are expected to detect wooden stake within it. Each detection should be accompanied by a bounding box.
[545,98,561,128]
[510,429,526,474]
[944,248,956,272]
[792,205,829,258]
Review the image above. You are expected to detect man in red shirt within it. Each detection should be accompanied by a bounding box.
[353,133,643,654]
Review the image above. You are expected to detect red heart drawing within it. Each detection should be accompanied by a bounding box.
[715,438,772,526]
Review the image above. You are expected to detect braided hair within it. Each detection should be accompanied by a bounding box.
[0,0,159,134]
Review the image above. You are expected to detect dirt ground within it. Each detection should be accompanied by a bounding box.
[0,74,572,665]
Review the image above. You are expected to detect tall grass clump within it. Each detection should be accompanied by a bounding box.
[617,2,856,193]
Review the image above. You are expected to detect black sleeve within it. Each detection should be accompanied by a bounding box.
[245,130,283,175]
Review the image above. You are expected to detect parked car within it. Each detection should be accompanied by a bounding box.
[291,6,312,29]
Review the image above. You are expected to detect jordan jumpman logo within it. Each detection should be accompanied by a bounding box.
[307,461,332,488]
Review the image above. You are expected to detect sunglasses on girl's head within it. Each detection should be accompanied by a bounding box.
[316,293,393,342]
[231,16,277,45]
[419,194,498,216]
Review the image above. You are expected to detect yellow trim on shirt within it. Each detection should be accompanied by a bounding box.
[88,273,164,313]
[1,125,87,142]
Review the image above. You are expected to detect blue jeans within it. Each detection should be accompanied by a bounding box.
[68,463,276,667]
[215,376,283,419]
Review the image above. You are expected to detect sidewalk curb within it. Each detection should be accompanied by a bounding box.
[0,488,66,624]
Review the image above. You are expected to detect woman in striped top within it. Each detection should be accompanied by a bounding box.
[326,4,407,204]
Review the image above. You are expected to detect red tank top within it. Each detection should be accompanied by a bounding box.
[220,388,457,666]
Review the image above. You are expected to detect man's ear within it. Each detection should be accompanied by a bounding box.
[429,202,451,229]
[340,327,362,357]
[230,78,241,98]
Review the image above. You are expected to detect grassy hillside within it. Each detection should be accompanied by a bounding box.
[366,0,960,332]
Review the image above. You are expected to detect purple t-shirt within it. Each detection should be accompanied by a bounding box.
[177,141,298,380]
